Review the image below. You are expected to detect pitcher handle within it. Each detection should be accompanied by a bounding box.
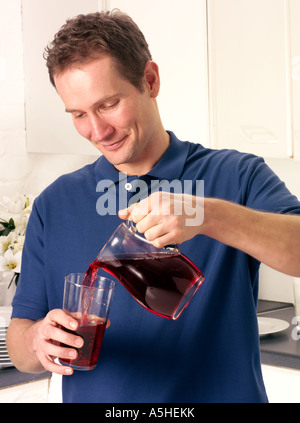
[126,218,137,234]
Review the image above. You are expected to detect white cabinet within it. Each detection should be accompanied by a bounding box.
[207,0,294,158]
[22,0,209,154]
[22,0,101,155]
[262,364,300,403]
[108,0,209,147]
[290,0,300,159]
[22,0,299,159]
[0,378,50,403]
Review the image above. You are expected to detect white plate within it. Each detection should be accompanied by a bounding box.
[258,317,289,336]
[0,307,12,327]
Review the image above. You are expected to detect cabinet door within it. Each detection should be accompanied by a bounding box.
[0,379,50,403]
[22,0,101,155]
[262,365,300,403]
[290,0,300,160]
[208,0,293,158]
[109,0,209,146]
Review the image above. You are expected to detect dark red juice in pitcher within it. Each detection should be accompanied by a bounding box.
[83,251,204,319]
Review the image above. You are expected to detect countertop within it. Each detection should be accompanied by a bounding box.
[0,367,50,390]
[258,301,300,370]
[0,300,299,391]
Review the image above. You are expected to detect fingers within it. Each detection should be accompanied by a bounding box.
[42,321,83,350]
[34,338,77,376]
[46,308,78,331]
[118,207,131,220]
[34,310,112,376]
[118,200,150,224]
[118,192,162,226]
[35,346,75,376]
[33,309,84,376]
[118,192,201,247]
[119,191,174,233]
[38,310,83,351]
[143,217,184,248]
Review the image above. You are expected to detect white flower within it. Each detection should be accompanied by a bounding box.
[0,248,22,275]
[11,214,27,236]
[0,194,34,288]
[23,195,34,215]
[13,235,25,253]
[0,233,14,255]
[0,196,22,214]
[0,194,34,215]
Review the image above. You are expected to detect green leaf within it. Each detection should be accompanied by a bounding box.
[8,273,19,289]
[0,227,12,236]
[0,218,15,237]
[8,218,15,229]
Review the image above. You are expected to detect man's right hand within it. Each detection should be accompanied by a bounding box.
[7,309,83,375]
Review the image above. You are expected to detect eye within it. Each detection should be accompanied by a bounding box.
[73,112,86,120]
[102,99,120,111]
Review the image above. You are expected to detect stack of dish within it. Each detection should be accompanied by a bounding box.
[258,316,290,336]
[0,307,13,369]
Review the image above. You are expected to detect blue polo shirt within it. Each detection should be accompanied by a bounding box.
[12,131,300,403]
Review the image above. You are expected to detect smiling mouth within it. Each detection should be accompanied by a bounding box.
[101,135,128,151]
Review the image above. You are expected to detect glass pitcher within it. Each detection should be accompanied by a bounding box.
[92,221,204,320]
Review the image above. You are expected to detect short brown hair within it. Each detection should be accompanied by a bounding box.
[43,10,152,91]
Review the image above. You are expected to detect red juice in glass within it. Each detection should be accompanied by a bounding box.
[59,273,115,371]
[60,315,106,370]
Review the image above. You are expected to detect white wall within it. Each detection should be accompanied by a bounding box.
[1,0,299,303]
[0,0,96,199]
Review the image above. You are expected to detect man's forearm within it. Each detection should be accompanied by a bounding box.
[204,198,300,277]
[6,318,46,374]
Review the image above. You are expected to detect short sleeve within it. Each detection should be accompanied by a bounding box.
[236,155,300,215]
[11,198,48,320]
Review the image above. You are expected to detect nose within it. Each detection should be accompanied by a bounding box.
[90,115,115,143]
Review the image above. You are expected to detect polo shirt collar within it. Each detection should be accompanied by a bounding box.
[94,131,190,183]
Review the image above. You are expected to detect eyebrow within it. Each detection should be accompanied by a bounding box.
[65,94,122,114]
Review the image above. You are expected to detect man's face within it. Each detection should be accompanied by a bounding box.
[54,55,161,175]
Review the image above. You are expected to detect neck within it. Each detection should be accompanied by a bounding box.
[116,129,170,177]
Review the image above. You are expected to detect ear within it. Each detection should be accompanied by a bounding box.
[144,61,160,98]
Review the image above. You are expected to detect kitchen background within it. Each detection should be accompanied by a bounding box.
[0,0,300,402]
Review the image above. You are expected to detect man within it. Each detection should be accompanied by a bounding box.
[7,10,300,403]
